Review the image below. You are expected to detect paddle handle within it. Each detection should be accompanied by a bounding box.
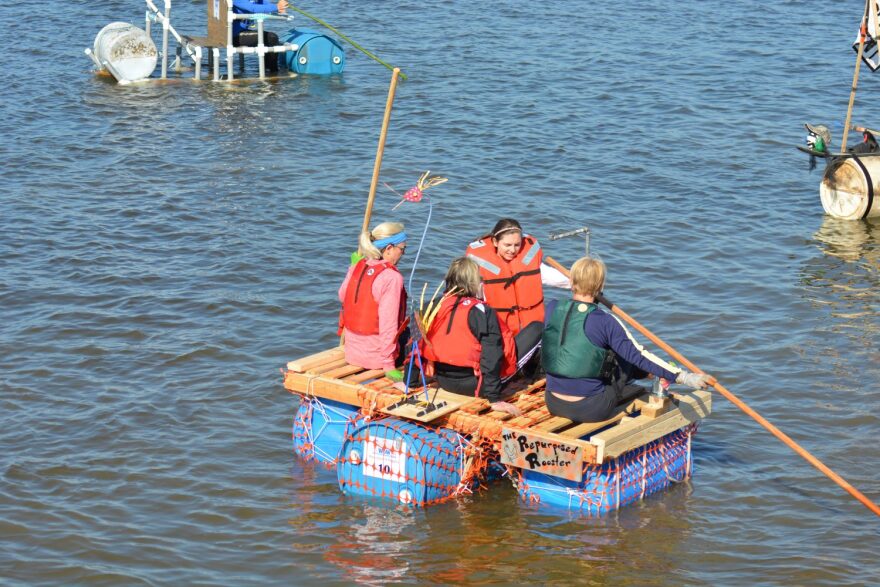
[543,255,880,517]
[362,68,401,235]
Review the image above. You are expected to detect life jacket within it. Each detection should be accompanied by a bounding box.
[339,259,406,336]
[466,235,544,335]
[542,300,611,380]
[421,296,517,395]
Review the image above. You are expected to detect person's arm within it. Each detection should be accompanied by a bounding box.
[540,262,571,289]
[338,265,355,303]
[232,0,282,13]
[468,303,504,402]
[589,312,680,381]
[374,270,404,371]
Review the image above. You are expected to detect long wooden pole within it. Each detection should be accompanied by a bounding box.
[842,4,871,152]
[544,255,880,517]
[362,67,401,235]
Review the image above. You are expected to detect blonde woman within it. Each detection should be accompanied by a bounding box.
[542,257,710,423]
[421,257,531,416]
[338,222,408,376]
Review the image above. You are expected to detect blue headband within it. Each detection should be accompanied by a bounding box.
[373,231,407,249]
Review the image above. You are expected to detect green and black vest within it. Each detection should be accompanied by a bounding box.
[542,300,610,379]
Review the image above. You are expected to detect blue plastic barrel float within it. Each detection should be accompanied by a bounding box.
[336,418,473,506]
[517,425,696,515]
[292,397,361,465]
[281,28,345,74]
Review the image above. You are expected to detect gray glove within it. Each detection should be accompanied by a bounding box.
[675,371,711,389]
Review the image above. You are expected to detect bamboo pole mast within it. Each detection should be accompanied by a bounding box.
[362,67,402,234]
[842,0,873,151]
[544,255,880,518]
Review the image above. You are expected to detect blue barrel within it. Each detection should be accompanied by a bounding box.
[292,397,361,465]
[281,28,345,74]
[517,426,694,515]
[336,418,467,506]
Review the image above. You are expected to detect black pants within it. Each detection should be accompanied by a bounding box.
[435,321,546,395]
[545,357,647,424]
[234,31,281,71]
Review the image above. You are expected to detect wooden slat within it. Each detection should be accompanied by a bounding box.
[557,396,646,439]
[284,371,402,409]
[591,390,712,463]
[321,364,365,379]
[286,348,344,373]
[309,358,349,374]
[535,416,574,432]
[344,369,385,383]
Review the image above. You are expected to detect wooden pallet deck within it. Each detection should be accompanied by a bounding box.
[283,348,711,470]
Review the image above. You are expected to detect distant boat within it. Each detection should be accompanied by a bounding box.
[801,0,880,219]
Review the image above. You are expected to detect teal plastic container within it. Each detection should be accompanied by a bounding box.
[281,28,345,74]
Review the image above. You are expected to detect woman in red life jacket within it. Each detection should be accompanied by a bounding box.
[465,218,568,339]
[338,222,408,378]
[421,257,529,417]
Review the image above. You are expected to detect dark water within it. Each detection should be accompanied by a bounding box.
[2,0,879,584]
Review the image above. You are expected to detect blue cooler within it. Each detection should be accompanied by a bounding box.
[282,28,345,74]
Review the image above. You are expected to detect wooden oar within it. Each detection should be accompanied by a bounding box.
[544,255,880,517]
[361,67,401,234]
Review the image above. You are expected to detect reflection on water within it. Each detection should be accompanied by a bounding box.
[800,216,880,385]
[803,216,880,315]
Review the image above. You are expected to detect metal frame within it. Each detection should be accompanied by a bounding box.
[143,0,299,81]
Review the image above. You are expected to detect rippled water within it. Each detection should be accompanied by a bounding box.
[2,0,879,584]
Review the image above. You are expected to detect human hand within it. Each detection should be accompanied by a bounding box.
[276,0,288,14]
[675,371,711,389]
[490,401,522,417]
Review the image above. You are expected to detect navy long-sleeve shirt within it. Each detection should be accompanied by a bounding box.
[544,299,679,397]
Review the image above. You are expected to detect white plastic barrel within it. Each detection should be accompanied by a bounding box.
[92,22,157,83]
[820,156,880,220]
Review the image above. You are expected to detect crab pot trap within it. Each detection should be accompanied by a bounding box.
[284,348,711,513]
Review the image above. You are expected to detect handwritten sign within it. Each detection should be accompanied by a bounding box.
[501,428,583,482]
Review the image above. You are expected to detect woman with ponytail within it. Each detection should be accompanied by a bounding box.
[338,222,409,377]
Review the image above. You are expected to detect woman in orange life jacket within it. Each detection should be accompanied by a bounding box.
[542,257,711,423]
[466,218,568,335]
[338,222,409,380]
[421,257,538,417]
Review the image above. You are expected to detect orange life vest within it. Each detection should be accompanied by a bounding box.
[465,235,544,335]
[340,259,406,335]
[421,296,517,394]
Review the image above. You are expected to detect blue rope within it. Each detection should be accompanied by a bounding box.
[406,195,432,294]
[403,195,433,400]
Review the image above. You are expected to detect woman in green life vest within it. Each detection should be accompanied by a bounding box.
[542,257,711,423]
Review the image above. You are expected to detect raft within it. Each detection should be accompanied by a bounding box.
[283,347,712,513]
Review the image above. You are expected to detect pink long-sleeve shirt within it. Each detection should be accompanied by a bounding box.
[338,259,405,371]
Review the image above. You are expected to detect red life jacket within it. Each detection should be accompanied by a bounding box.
[465,235,544,335]
[340,259,406,335]
[421,296,517,395]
